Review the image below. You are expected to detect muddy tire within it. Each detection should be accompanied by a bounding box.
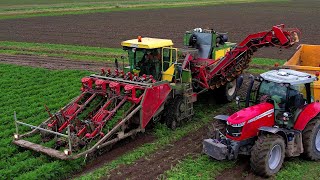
[250,134,285,177]
[302,115,320,160]
[215,80,237,103]
[165,97,185,130]
[207,120,227,139]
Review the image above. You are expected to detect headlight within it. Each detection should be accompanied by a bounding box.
[14,134,19,139]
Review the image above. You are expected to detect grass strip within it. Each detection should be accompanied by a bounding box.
[161,155,234,179]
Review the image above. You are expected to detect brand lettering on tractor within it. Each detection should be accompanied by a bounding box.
[248,109,274,124]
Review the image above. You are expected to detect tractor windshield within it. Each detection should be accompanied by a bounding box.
[258,81,287,105]
[127,48,161,80]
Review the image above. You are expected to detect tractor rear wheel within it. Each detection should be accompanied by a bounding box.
[165,97,185,130]
[302,115,320,160]
[250,134,285,177]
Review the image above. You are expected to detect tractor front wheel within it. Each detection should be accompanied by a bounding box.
[250,134,285,177]
[302,115,320,160]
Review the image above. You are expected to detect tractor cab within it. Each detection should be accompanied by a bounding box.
[253,69,317,128]
[121,37,178,82]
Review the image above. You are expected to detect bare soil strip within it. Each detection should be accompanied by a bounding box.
[72,133,155,178]
[105,123,210,180]
[0,54,113,71]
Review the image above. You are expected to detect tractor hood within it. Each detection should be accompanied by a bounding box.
[227,102,274,125]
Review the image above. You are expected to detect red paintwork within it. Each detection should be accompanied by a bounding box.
[95,79,108,92]
[191,24,299,89]
[81,77,93,91]
[141,83,171,128]
[294,102,320,130]
[227,102,275,141]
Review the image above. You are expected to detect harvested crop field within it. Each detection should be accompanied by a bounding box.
[1,0,320,60]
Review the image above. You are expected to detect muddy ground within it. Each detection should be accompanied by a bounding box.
[1,0,320,60]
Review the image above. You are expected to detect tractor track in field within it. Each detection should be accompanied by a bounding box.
[72,132,155,178]
[102,102,235,180]
[0,54,114,72]
[105,122,211,180]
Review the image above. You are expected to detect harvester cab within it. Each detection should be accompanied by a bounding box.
[121,37,179,82]
[203,69,320,176]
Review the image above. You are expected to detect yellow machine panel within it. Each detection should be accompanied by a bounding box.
[121,37,173,49]
[284,44,320,101]
[162,64,175,82]
[215,48,230,59]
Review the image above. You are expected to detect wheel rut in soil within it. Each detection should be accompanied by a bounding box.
[0,54,114,71]
[72,133,155,178]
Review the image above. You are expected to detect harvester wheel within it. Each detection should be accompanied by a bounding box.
[215,79,237,103]
[207,120,226,139]
[250,134,285,177]
[302,115,320,160]
[165,97,185,130]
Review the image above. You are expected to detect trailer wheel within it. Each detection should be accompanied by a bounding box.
[250,134,285,177]
[165,97,185,130]
[302,115,320,160]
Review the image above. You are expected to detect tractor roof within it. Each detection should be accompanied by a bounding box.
[121,37,173,49]
[260,69,317,85]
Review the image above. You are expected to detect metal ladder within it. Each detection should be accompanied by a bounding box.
[184,83,194,118]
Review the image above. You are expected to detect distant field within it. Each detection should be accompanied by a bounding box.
[0,0,287,19]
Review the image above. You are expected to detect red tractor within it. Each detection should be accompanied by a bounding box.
[203,69,320,176]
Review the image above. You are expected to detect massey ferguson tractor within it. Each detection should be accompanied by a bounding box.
[203,69,320,176]
[13,24,299,160]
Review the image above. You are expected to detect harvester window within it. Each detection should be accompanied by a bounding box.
[162,48,177,71]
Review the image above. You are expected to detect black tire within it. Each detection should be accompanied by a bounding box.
[302,115,320,160]
[207,120,226,139]
[215,80,237,103]
[250,134,285,177]
[165,97,185,130]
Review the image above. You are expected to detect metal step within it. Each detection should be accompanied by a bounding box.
[13,139,68,160]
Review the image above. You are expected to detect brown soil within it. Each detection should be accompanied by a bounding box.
[0,54,114,71]
[216,156,267,180]
[1,0,320,60]
[72,133,155,178]
[105,127,206,180]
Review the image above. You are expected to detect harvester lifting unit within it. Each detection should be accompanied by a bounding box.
[13,24,299,160]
